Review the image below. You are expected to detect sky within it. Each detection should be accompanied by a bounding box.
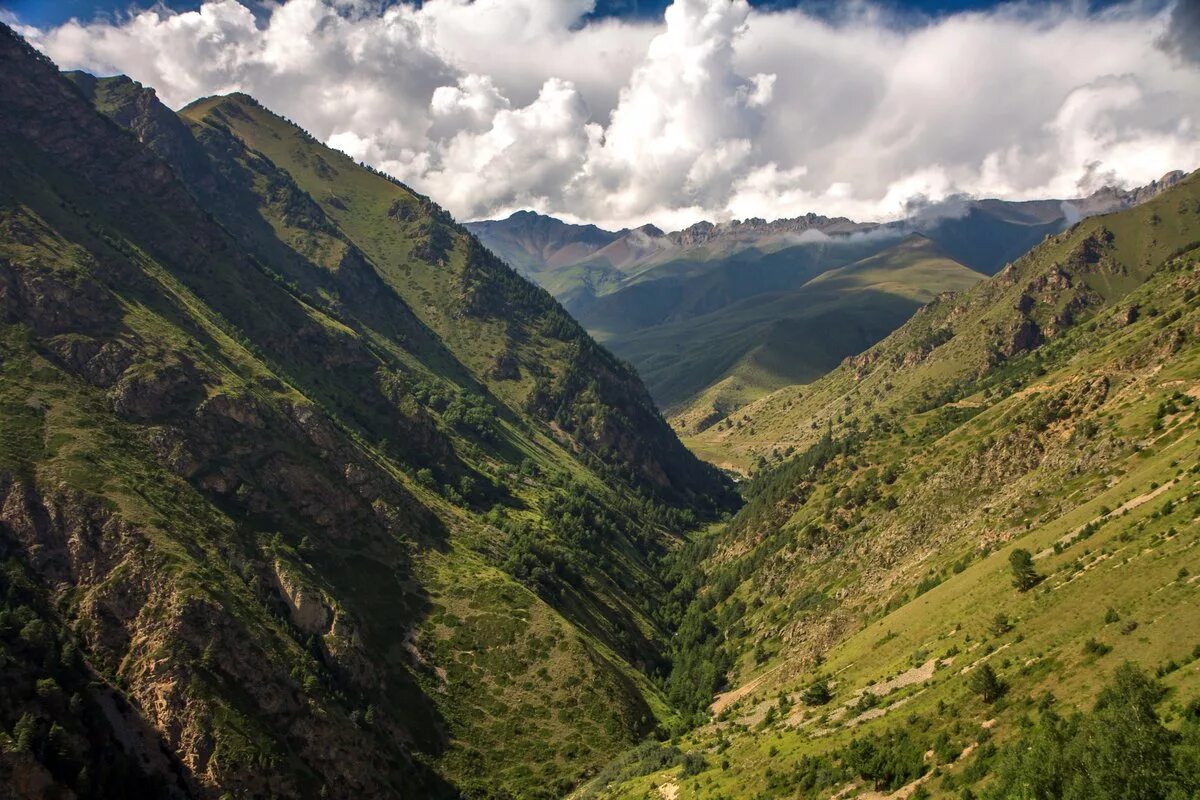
[2,0,1198,229]
[2,0,1121,28]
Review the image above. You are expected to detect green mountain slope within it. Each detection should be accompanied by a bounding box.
[0,27,735,800]
[585,172,1200,798]
[605,236,985,422]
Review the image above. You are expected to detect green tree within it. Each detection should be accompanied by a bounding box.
[844,729,927,791]
[1009,548,1042,592]
[986,664,1187,800]
[803,679,833,706]
[12,712,37,752]
[969,664,1007,704]
[1068,663,1176,800]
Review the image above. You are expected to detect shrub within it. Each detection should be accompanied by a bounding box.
[680,751,707,777]
[844,729,928,791]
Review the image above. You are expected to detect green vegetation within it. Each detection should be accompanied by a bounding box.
[1009,548,1042,591]
[0,25,735,799]
[581,169,1200,798]
[3,20,1199,800]
[986,664,1200,800]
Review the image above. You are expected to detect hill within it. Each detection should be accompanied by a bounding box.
[584,170,1200,798]
[0,27,735,800]
[609,236,985,423]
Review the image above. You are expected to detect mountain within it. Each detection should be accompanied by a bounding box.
[469,178,1186,418]
[584,170,1200,799]
[612,236,986,429]
[0,26,735,799]
[459,211,627,299]
[3,21,1196,800]
[466,211,877,316]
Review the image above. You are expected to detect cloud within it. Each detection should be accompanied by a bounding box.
[1160,0,1200,64]
[20,0,1200,229]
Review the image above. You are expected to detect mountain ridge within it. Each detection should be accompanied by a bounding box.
[467,173,1188,419]
[0,28,733,799]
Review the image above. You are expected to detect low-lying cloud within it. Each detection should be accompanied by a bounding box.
[16,0,1200,229]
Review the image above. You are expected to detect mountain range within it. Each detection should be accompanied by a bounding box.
[468,172,1186,422]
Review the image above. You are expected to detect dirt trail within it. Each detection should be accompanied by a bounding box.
[960,642,1011,675]
[658,781,678,800]
[861,658,939,697]
[711,660,789,715]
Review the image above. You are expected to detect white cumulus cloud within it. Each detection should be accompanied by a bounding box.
[19,0,1200,229]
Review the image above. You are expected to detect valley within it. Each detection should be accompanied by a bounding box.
[577,164,1200,799]
[1,14,1198,800]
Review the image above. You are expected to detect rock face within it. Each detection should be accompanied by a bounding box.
[272,560,333,636]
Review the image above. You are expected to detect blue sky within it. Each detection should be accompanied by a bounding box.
[1,0,1126,29]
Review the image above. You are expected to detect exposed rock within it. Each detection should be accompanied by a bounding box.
[110,358,205,422]
[0,253,120,336]
[272,559,333,636]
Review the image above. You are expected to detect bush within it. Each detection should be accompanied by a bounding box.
[680,751,707,777]
[845,729,928,791]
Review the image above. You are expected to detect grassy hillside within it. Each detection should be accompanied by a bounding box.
[604,236,984,420]
[582,172,1200,799]
[0,27,735,800]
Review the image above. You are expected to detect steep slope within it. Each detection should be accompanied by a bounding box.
[605,236,985,421]
[0,29,735,800]
[585,171,1200,799]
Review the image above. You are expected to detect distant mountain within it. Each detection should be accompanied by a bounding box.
[470,173,1189,417]
[633,235,985,430]
[461,210,623,275]
[466,210,874,310]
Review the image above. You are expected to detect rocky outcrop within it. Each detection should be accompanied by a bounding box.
[272,559,333,636]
